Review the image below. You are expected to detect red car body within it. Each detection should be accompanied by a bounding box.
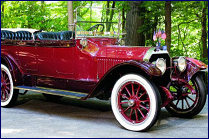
[1,35,159,94]
[1,28,207,131]
[1,6,208,132]
[1,33,207,97]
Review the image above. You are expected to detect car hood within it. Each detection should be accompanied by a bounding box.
[95,45,153,61]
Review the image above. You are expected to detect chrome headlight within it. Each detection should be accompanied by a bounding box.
[80,38,88,48]
[155,58,166,75]
[177,56,187,72]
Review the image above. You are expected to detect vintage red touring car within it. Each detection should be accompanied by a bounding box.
[1,7,208,131]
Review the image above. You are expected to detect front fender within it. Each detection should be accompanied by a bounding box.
[85,60,162,99]
[172,57,207,82]
[186,57,208,69]
[120,60,162,76]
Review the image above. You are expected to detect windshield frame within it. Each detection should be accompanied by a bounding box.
[72,6,121,39]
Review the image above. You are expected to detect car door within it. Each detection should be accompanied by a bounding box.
[35,40,58,88]
[36,41,57,77]
[53,40,75,79]
[17,40,38,75]
[35,39,75,88]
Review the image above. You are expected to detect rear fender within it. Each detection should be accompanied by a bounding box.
[85,60,162,99]
[1,54,23,86]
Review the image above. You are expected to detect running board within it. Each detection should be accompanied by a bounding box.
[14,86,88,99]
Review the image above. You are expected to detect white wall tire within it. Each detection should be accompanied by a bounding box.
[111,74,161,131]
[1,64,18,107]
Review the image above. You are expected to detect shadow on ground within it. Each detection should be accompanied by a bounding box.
[1,92,208,138]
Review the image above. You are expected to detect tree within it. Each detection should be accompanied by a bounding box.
[67,1,74,31]
[125,1,145,46]
[201,1,208,59]
[106,1,115,31]
[1,1,208,63]
[165,1,171,52]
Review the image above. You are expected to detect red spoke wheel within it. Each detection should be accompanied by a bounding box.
[111,74,161,131]
[1,64,18,107]
[166,74,207,118]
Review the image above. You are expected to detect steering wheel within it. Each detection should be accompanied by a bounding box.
[87,24,105,32]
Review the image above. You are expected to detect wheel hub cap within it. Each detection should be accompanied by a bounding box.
[118,81,150,124]
[128,99,135,107]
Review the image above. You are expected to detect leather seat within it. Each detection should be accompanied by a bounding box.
[37,32,58,40]
[1,30,14,40]
[16,31,33,40]
[1,30,33,40]
[37,31,75,40]
[1,30,75,41]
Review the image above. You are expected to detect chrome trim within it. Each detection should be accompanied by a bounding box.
[155,58,166,75]
[80,38,88,48]
[143,47,169,62]
[199,68,208,73]
[14,86,87,99]
[177,56,187,72]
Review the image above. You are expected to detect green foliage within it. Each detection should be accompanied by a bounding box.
[170,1,206,61]
[1,1,208,63]
[139,1,208,63]
[1,1,88,31]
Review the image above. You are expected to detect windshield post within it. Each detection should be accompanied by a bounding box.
[118,11,121,39]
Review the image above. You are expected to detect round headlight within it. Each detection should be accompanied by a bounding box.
[156,58,166,75]
[80,38,88,47]
[177,56,187,72]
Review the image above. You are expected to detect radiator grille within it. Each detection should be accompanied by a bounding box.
[97,58,127,78]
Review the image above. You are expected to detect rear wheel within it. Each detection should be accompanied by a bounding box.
[165,74,207,118]
[1,64,18,107]
[111,74,161,131]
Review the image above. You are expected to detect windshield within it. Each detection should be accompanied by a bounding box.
[74,7,121,38]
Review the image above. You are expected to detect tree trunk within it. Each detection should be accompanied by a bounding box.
[153,16,158,39]
[122,8,126,33]
[201,1,208,59]
[107,1,115,31]
[90,1,93,22]
[67,1,74,31]
[165,1,171,52]
[125,1,145,46]
[122,7,126,39]
[106,1,110,29]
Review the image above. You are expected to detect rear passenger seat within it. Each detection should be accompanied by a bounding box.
[1,30,75,41]
[1,30,33,40]
[1,30,15,40]
[37,31,75,40]
[16,31,33,40]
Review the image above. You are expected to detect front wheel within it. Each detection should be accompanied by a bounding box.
[111,74,161,131]
[1,64,18,107]
[165,74,207,118]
